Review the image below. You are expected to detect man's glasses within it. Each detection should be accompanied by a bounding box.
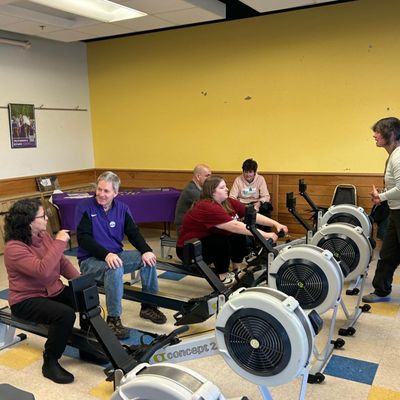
[35,214,47,220]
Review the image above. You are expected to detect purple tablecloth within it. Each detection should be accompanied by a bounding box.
[52,188,181,230]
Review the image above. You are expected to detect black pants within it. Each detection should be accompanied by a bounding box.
[177,234,248,275]
[11,287,76,359]
[372,209,400,296]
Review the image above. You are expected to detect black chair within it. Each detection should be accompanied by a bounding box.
[331,184,357,206]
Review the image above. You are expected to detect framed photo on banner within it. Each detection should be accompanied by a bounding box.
[8,103,37,148]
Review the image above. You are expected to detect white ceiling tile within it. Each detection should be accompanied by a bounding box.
[118,0,195,14]
[240,0,339,13]
[240,0,314,13]
[0,0,343,42]
[314,0,339,3]
[76,22,133,36]
[0,19,62,35]
[156,7,224,24]
[34,28,93,42]
[0,13,22,24]
[115,14,176,31]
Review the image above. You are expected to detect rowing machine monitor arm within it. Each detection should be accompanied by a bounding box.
[299,179,323,214]
[244,204,280,257]
[286,192,315,234]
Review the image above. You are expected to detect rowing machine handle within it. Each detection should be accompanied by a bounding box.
[138,326,189,363]
[299,179,307,194]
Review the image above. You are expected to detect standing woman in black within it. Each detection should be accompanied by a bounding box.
[362,117,400,303]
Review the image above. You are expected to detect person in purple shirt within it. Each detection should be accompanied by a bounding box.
[76,171,166,339]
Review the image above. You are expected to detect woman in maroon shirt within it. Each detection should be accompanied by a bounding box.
[176,176,287,285]
[4,199,79,384]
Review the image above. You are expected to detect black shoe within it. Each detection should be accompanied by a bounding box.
[140,306,167,324]
[42,353,74,384]
[106,316,130,340]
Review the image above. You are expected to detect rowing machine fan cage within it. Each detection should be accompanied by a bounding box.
[319,204,372,238]
[268,244,343,315]
[215,287,314,387]
[310,223,372,282]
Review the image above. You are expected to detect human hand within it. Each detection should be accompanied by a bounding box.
[262,231,278,242]
[371,185,381,204]
[275,223,289,235]
[254,201,261,212]
[55,229,70,242]
[105,253,123,269]
[142,251,157,267]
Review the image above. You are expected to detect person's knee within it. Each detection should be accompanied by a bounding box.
[105,266,124,280]
[54,306,76,327]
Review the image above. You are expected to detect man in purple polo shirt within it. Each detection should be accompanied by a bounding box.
[75,171,166,339]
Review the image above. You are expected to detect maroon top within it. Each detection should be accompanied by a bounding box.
[4,231,79,306]
[177,198,245,247]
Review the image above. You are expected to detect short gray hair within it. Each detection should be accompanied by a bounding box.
[97,171,121,192]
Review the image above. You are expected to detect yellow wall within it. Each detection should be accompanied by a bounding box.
[87,0,399,173]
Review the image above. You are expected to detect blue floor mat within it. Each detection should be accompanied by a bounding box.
[64,247,78,256]
[158,271,185,281]
[0,288,8,300]
[324,354,379,385]
[64,327,155,365]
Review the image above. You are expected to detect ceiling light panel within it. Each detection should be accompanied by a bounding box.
[27,0,147,23]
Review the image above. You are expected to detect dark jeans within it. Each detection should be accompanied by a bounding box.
[11,286,76,359]
[372,209,400,296]
[177,234,248,275]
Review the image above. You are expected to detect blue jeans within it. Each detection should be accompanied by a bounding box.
[80,250,159,317]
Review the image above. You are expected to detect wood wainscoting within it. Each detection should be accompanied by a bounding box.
[0,169,97,253]
[96,168,384,238]
[0,169,96,198]
[0,168,384,253]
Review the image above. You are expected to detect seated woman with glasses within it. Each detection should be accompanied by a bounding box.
[176,176,288,285]
[4,198,80,384]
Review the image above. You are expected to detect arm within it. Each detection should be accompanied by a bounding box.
[125,213,152,253]
[175,184,200,226]
[76,211,109,260]
[255,213,288,235]
[5,235,73,283]
[379,153,400,202]
[54,230,79,279]
[258,176,271,203]
[216,219,278,241]
[229,177,240,200]
[125,213,156,266]
[60,255,80,279]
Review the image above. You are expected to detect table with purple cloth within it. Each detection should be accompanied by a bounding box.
[51,188,181,232]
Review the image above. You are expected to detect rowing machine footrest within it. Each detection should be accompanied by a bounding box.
[173,294,216,326]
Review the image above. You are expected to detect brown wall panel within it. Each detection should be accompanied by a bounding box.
[0,169,383,252]
[0,169,96,198]
[95,169,382,237]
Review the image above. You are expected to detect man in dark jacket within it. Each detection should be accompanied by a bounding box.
[76,171,166,339]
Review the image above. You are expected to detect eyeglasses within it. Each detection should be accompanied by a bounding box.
[35,214,47,220]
